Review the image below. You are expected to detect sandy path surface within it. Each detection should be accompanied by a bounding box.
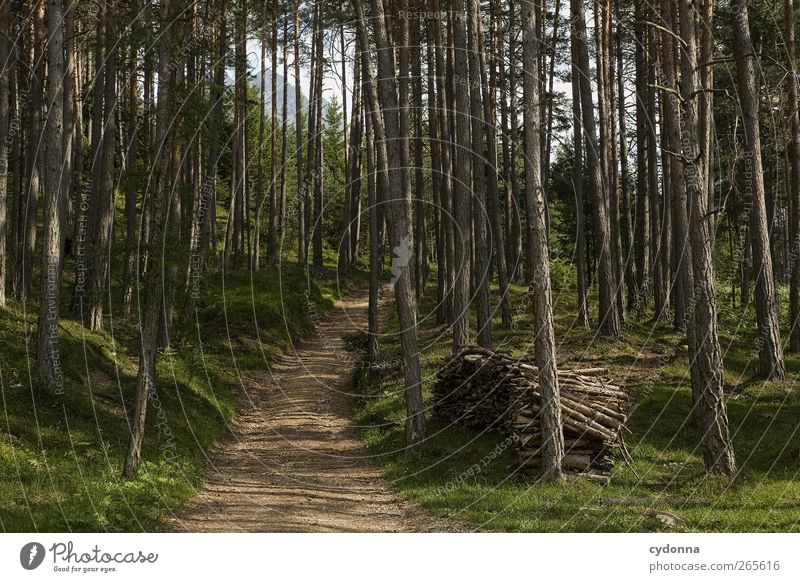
[165,287,459,532]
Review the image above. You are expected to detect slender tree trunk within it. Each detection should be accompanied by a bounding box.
[364,61,380,363]
[355,0,426,445]
[647,11,666,321]
[522,0,564,481]
[658,0,686,332]
[570,30,589,329]
[616,6,635,310]
[679,0,736,475]
[312,7,324,269]
[267,4,278,264]
[349,56,363,269]
[339,27,351,277]
[482,4,512,327]
[431,0,454,324]
[412,16,428,299]
[0,0,10,306]
[196,0,227,274]
[294,3,306,266]
[787,0,800,352]
[124,0,177,480]
[572,0,620,335]
[122,28,140,318]
[633,0,650,309]
[467,0,492,348]
[86,1,117,330]
[279,15,289,246]
[731,0,786,380]
[253,34,266,270]
[35,0,68,394]
[20,0,45,302]
[451,0,472,350]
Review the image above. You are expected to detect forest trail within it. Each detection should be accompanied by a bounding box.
[165,286,459,532]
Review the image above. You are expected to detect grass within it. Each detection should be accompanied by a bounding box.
[0,250,365,532]
[351,262,800,532]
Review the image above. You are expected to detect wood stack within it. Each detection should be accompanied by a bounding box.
[432,346,631,480]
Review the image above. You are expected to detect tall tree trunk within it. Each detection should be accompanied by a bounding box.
[731,0,786,380]
[267,3,278,264]
[411,16,428,299]
[122,23,140,318]
[196,0,227,274]
[253,34,266,270]
[86,0,117,330]
[633,0,650,309]
[658,0,686,332]
[364,59,380,364]
[20,0,45,301]
[787,0,800,352]
[616,5,635,311]
[279,14,289,247]
[570,29,589,329]
[35,0,68,394]
[312,7,324,269]
[430,0,454,324]
[679,0,736,475]
[468,0,492,348]
[522,0,564,480]
[451,0,472,350]
[348,46,363,266]
[482,3,512,327]
[124,0,177,480]
[294,2,306,266]
[647,13,667,321]
[571,0,620,336]
[354,0,426,446]
[0,0,10,306]
[339,27,351,277]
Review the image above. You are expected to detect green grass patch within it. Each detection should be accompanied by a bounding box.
[0,259,360,532]
[352,271,800,532]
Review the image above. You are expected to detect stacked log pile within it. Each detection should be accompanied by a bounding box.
[432,347,631,480]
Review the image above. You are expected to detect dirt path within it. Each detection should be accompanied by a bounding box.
[166,287,459,532]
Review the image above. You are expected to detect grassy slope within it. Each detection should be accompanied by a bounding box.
[352,263,800,532]
[0,256,363,532]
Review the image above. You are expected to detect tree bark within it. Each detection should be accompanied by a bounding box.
[787,0,800,352]
[253,33,266,270]
[35,0,68,394]
[679,0,736,475]
[0,0,9,306]
[481,3,512,328]
[355,0,426,446]
[570,27,589,329]
[633,0,650,309]
[86,0,117,330]
[522,0,564,480]
[467,0,492,348]
[451,0,472,350]
[294,2,306,266]
[267,3,278,264]
[124,0,177,479]
[731,0,786,380]
[571,0,620,336]
[19,0,45,302]
[616,5,635,311]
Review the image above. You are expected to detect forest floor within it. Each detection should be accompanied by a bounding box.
[353,268,800,532]
[165,286,461,532]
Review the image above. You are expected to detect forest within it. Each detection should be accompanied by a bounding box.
[1,0,800,533]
